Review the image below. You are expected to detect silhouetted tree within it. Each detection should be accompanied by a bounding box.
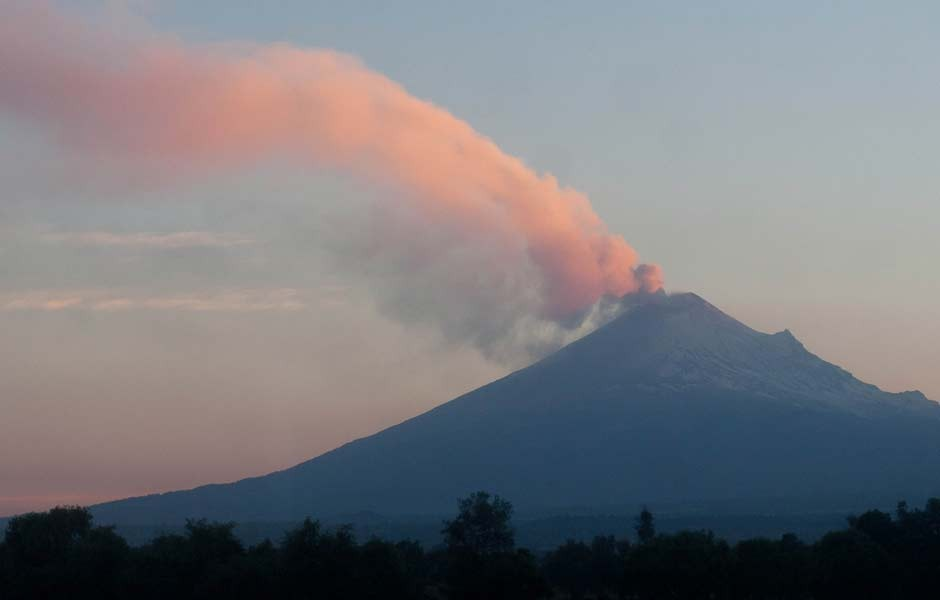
[850,509,898,548]
[730,533,810,599]
[634,506,655,544]
[4,505,92,567]
[443,491,515,555]
[442,491,547,600]
[0,539,9,594]
[890,497,940,597]
[185,519,243,564]
[125,519,253,599]
[542,535,627,600]
[812,528,897,599]
[280,519,359,598]
[69,525,130,598]
[589,535,627,597]
[543,540,593,599]
[625,530,731,599]
[1,506,130,599]
[232,540,278,599]
[6,496,940,599]
[356,538,424,600]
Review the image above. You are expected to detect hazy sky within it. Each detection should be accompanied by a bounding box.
[2,1,938,515]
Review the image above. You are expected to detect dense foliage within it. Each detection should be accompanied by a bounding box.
[2,494,940,599]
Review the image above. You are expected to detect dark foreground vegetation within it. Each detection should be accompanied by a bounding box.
[2,494,940,599]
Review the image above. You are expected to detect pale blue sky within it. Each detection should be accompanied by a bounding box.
[141,0,939,380]
[1,1,937,513]
[144,1,940,303]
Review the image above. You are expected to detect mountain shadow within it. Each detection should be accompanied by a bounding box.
[88,293,940,526]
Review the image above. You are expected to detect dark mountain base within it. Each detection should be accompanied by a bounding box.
[73,293,940,529]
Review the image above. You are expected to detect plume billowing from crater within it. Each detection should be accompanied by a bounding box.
[0,1,661,358]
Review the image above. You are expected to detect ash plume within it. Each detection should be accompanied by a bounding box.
[0,1,662,361]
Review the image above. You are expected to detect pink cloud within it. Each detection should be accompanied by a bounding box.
[0,1,661,317]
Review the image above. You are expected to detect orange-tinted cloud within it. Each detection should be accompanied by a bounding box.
[0,1,661,317]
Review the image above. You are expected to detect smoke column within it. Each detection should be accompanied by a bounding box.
[0,1,661,321]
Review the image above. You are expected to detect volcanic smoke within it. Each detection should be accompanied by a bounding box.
[0,2,662,319]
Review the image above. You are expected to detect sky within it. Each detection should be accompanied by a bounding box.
[1,1,938,515]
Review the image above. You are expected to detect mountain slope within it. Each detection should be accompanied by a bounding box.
[91,293,940,525]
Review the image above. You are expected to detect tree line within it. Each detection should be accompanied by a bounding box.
[2,492,940,599]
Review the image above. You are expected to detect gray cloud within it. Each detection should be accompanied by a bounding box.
[41,231,256,249]
[0,288,306,312]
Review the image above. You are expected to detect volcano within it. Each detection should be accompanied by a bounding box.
[90,293,940,525]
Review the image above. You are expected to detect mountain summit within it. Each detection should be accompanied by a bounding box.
[91,293,940,525]
[546,293,935,418]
